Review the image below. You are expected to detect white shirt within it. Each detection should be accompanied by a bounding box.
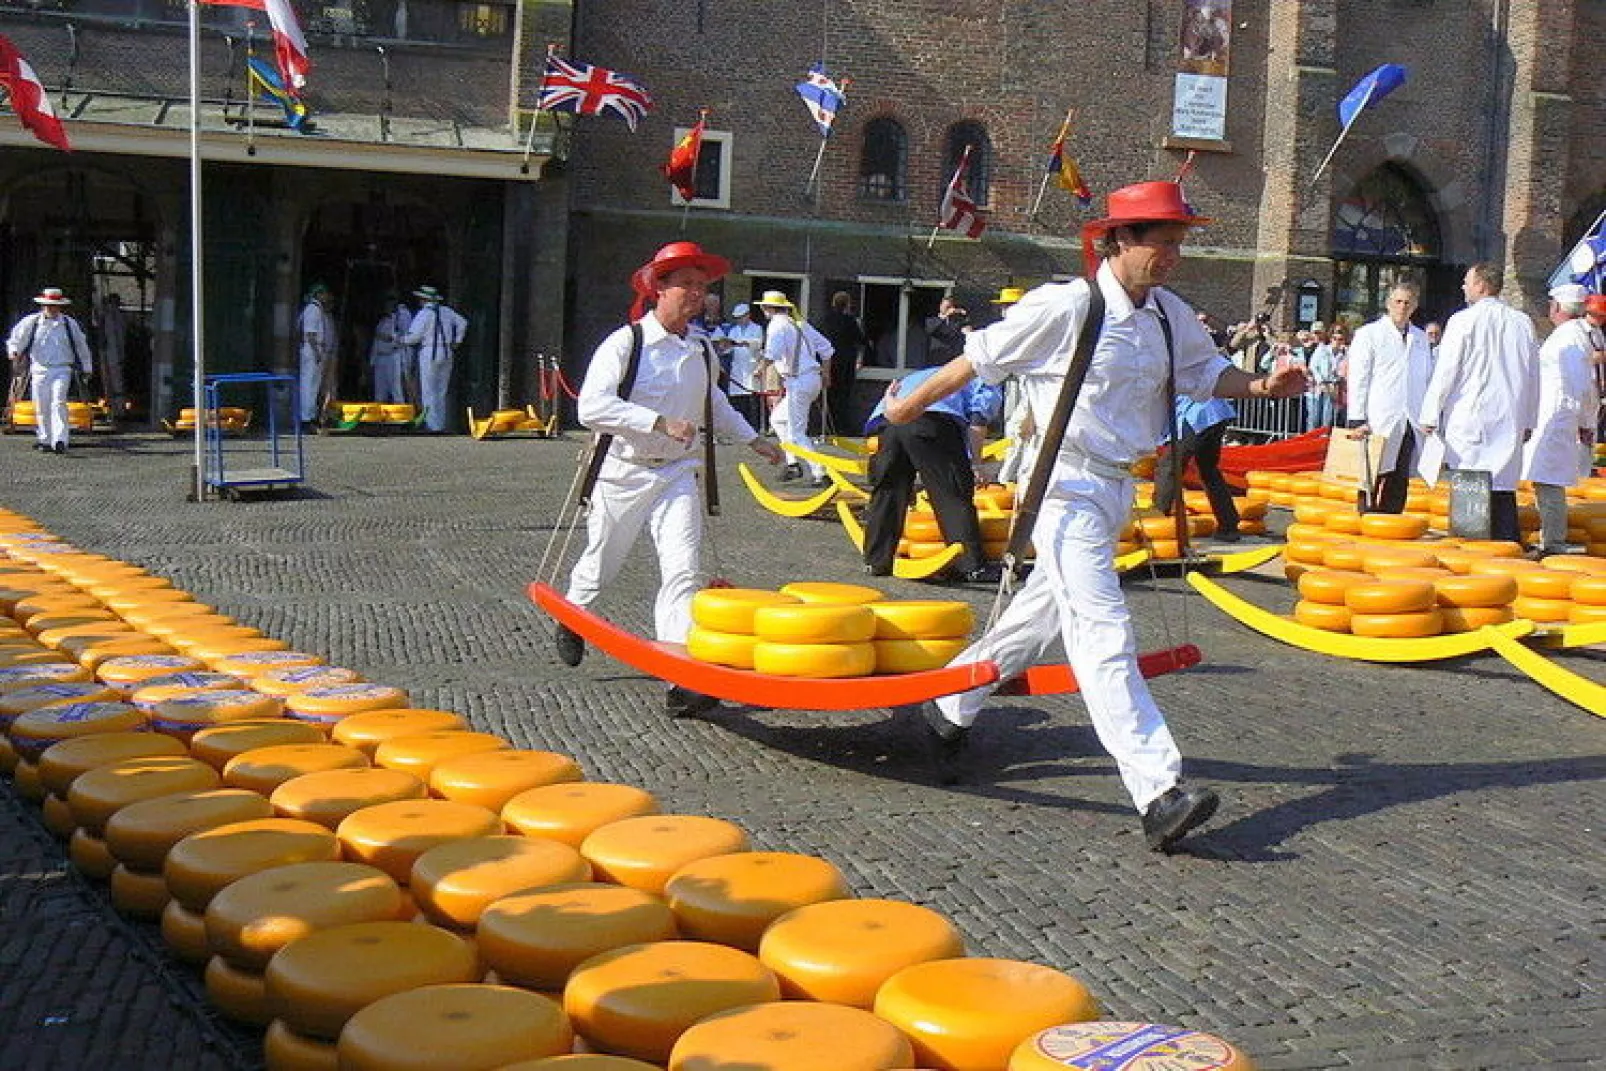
[1347,314,1434,470]
[962,261,1229,470]
[579,311,759,464]
[1522,316,1597,486]
[724,319,764,395]
[7,312,91,372]
[298,301,335,359]
[405,304,468,359]
[370,304,412,362]
[1418,296,1540,490]
[764,317,814,377]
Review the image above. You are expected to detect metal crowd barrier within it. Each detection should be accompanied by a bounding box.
[1229,396,1307,442]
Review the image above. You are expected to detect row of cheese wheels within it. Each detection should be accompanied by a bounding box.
[10,400,99,430]
[1116,493,1272,558]
[0,509,1254,1070]
[333,401,419,424]
[688,583,974,677]
[898,485,1019,563]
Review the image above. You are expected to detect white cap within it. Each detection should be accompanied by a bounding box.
[1549,283,1590,306]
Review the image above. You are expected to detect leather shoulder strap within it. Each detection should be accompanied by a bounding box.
[578,322,646,510]
[699,337,720,517]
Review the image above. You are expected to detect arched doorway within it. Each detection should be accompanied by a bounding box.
[1331,164,1455,326]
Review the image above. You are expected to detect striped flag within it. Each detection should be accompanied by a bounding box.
[203,0,310,90]
[938,145,986,238]
[795,63,846,137]
[0,34,69,150]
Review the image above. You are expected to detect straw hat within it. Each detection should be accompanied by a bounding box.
[413,286,443,303]
[755,290,796,311]
[33,287,71,306]
[991,286,1026,306]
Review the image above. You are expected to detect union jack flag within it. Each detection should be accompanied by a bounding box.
[537,54,653,131]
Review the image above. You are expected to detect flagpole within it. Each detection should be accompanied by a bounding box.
[1029,107,1075,218]
[520,43,556,174]
[188,1,206,502]
[803,137,828,199]
[1307,84,1373,192]
[244,18,256,156]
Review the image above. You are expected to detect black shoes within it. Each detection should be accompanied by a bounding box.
[665,685,721,718]
[52,442,66,455]
[778,463,803,483]
[810,475,831,489]
[959,564,1002,585]
[1141,782,1220,851]
[910,700,968,785]
[553,624,585,667]
[1214,528,1242,543]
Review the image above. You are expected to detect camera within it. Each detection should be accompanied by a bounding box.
[1254,312,1271,325]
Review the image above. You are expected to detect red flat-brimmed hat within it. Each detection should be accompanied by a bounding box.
[1080,181,1210,276]
[630,241,731,318]
[1586,293,1606,318]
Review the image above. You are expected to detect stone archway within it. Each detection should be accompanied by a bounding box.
[1331,163,1455,326]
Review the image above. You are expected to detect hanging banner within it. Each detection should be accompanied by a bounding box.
[1173,0,1231,141]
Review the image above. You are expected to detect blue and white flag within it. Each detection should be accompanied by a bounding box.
[1550,208,1606,292]
[1337,64,1408,130]
[795,63,846,137]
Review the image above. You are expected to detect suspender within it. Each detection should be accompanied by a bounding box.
[698,338,721,517]
[1154,298,1189,557]
[1003,281,1107,579]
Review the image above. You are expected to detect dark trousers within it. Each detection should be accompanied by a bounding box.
[1491,490,1520,542]
[827,359,857,434]
[1367,425,1416,514]
[1152,419,1240,534]
[863,416,984,575]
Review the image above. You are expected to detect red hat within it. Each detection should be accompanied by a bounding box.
[629,241,731,318]
[1080,181,1211,276]
[1586,293,1606,318]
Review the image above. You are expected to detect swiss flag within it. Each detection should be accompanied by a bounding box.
[662,117,705,202]
[0,35,69,151]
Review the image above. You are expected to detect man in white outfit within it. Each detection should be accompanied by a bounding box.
[368,292,411,405]
[7,287,93,454]
[297,283,336,426]
[881,181,1307,852]
[756,291,828,486]
[1522,284,1597,555]
[1418,262,1540,542]
[554,241,783,716]
[405,285,468,432]
[1345,283,1435,513]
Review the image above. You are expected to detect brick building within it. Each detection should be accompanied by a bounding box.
[565,0,1606,423]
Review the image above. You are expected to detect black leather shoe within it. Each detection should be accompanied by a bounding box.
[665,685,721,718]
[52,442,66,455]
[553,624,585,667]
[909,700,968,785]
[778,463,803,483]
[1214,529,1242,543]
[1141,783,1220,852]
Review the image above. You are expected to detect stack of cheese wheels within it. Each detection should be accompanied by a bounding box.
[873,958,1100,1071]
[563,940,781,1064]
[751,582,884,679]
[1565,568,1606,624]
[663,851,851,951]
[1428,571,1518,632]
[35,731,188,839]
[686,588,800,671]
[757,898,965,1008]
[94,654,208,695]
[1292,569,1373,632]
[202,860,408,1027]
[409,835,591,932]
[337,984,574,1070]
[669,1001,914,1070]
[1342,578,1443,638]
[864,599,973,673]
[66,756,222,881]
[208,649,323,681]
[501,782,659,847]
[103,788,275,920]
[476,882,679,993]
[1508,560,1578,624]
[270,766,430,831]
[335,798,503,884]
[1008,1022,1255,1070]
[898,508,954,562]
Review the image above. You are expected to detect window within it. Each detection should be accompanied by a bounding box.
[1332,164,1442,322]
[855,277,954,377]
[668,129,732,210]
[859,117,907,202]
[943,121,990,207]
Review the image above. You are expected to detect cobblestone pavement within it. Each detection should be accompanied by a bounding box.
[0,431,1601,1070]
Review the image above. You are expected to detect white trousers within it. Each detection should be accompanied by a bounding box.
[30,365,72,447]
[564,457,703,644]
[298,347,322,422]
[774,368,825,479]
[371,354,405,404]
[419,351,453,431]
[934,465,1182,812]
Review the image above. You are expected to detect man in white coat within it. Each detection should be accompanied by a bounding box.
[1523,284,1598,556]
[1345,283,1435,513]
[368,291,411,405]
[756,291,828,486]
[1418,262,1540,541]
[6,287,93,454]
[297,283,336,426]
[405,286,468,432]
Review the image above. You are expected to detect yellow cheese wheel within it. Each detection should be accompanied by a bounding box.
[335,799,503,883]
[40,791,74,838]
[685,625,759,669]
[105,788,276,872]
[263,920,479,1040]
[221,743,370,795]
[1570,575,1606,607]
[69,827,117,880]
[668,1000,913,1071]
[204,955,273,1026]
[1514,569,1577,600]
[11,592,103,618]
[164,817,341,912]
[410,835,591,928]
[1291,500,1335,525]
[1433,573,1518,608]
[1458,539,1525,558]
[67,756,223,834]
[141,614,244,640]
[777,581,884,606]
[1464,557,1541,581]
[502,783,660,848]
[249,665,365,699]
[372,730,509,779]
[1440,605,1517,633]
[1360,545,1439,574]
[330,708,468,756]
[0,681,121,718]
[162,899,213,964]
[1282,540,1329,566]
[117,600,218,628]
[103,590,203,615]
[11,757,43,801]
[1342,580,1436,614]
[1358,512,1431,541]
[338,984,573,1071]
[1295,569,1372,606]
[757,898,965,1008]
[902,539,952,559]
[864,600,974,640]
[263,1019,341,1071]
[27,612,123,639]
[664,851,851,952]
[37,730,188,796]
[1544,555,1606,576]
[873,637,969,674]
[1007,1021,1254,1070]
[875,957,1100,1071]
[563,940,781,1064]
[1511,595,1574,623]
[0,647,73,670]
[1348,609,1444,638]
[1567,602,1606,624]
[95,654,208,689]
[1319,543,1368,572]
[751,641,876,679]
[753,603,877,644]
[128,672,244,712]
[269,767,428,830]
[0,661,93,691]
[207,649,324,680]
[188,719,328,770]
[285,683,409,728]
[151,690,285,740]
[74,638,182,670]
[581,815,749,895]
[477,882,679,991]
[10,700,147,760]
[428,749,584,812]
[1282,522,1337,545]
[1292,600,1352,633]
[190,638,297,665]
[109,862,172,919]
[1370,566,1453,584]
[204,860,406,970]
[902,515,943,541]
[689,588,801,634]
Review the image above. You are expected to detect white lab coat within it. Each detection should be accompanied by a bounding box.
[405,303,468,431]
[1418,297,1540,491]
[1346,315,1434,471]
[1522,317,1597,486]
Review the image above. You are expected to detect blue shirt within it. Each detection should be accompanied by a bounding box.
[864,367,1003,439]
[1169,395,1236,440]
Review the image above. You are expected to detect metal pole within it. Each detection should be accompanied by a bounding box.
[189,1,207,501]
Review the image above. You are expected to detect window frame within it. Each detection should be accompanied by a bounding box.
[858,116,908,203]
[669,128,733,210]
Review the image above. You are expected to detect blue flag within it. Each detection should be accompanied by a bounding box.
[1337,64,1407,129]
[795,63,846,137]
[248,56,309,131]
[1550,208,1606,292]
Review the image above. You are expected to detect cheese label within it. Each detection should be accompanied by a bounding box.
[263,667,359,686]
[1032,1022,1238,1068]
[301,684,397,701]
[104,656,196,670]
[0,664,81,682]
[30,701,135,725]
